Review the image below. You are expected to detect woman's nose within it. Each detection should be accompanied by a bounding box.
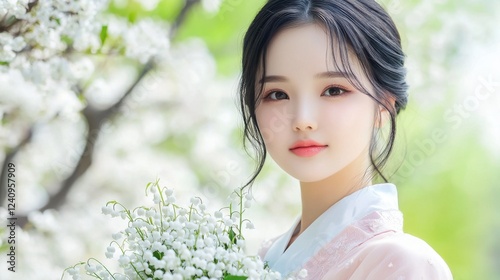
[292,100,318,132]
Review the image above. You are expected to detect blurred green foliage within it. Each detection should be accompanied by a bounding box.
[393,107,498,280]
[112,0,499,278]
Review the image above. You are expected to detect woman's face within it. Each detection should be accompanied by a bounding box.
[255,23,380,183]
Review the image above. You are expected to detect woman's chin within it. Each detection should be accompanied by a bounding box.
[288,171,339,184]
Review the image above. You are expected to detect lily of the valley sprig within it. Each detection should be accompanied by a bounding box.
[62,179,307,280]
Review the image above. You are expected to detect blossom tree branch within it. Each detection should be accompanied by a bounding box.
[13,61,153,228]
[39,59,155,211]
[170,0,200,40]
[13,0,201,228]
[0,127,33,205]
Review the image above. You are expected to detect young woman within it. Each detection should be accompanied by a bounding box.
[238,0,453,279]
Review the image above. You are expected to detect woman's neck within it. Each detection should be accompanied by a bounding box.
[295,152,373,240]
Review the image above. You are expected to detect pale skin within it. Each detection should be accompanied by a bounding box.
[254,23,392,249]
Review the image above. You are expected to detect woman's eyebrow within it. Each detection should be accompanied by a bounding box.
[315,71,351,79]
[259,71,351,84]
[259,75,287,84]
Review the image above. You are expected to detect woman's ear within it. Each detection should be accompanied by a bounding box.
[375,95,396,128]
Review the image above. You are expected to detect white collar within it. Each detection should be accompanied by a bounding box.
[263,183,399,277]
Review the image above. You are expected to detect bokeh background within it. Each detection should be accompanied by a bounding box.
[0,0,499,279]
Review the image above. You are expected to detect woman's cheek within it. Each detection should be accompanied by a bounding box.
[256,109,273,144]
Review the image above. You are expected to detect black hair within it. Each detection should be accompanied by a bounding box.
[238,0,408,189]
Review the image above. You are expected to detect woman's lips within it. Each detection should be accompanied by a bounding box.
[289,140,328,157]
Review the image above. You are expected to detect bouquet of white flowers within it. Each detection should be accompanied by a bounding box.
[62,179,306,280]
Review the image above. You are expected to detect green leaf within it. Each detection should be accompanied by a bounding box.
[153,250,164,260]
[228,228,237,244]
[61,35,73,45]
[100,25,108,45]
[224,276,247,280]
[153,251,165,260]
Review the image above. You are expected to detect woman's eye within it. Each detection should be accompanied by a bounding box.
[265,91,288,100]
[323,86,347,97]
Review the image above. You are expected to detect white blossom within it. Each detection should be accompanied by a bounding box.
[246,221,255,230]
[201,0,222,13]
[124,19,170,63]
[0,0,171,158]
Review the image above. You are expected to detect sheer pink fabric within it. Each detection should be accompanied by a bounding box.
[258,210,452,279]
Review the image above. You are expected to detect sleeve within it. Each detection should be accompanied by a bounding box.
[350,233,453,280]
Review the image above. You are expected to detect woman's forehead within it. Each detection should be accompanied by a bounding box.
[263,23,367,78]
[257,23,368,83]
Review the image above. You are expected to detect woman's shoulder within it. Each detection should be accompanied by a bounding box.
[365,232,451,268]
[324,232,453,280]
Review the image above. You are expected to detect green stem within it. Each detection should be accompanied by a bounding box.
[129,261,146,280]
[189,204,193,221]
[60,262,85,280]
[239,189,244,239]
[86,258,116,280]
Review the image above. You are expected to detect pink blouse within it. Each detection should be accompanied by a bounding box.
[258,184,453,279]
